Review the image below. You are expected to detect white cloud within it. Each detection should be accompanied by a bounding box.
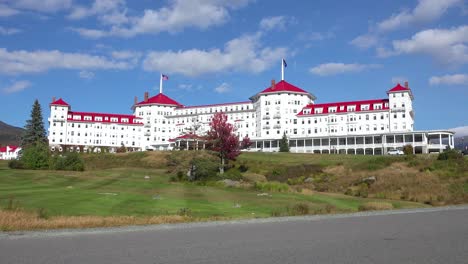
[391,76,408,84]
[2,80,31,94]
[143,34,288,77]
[68,0,129,25]
[309,63,382,76]
[351,0,463,50]
[78,70,95,79]
[72,0,252,38]
[111,50,141,60]
[259,16,288,31]
[0,4,20,17]
[377,0,462,32]
[0,48,135,75]
[350,34,379,49]
[214,82,230,93]
[0,26,21,35]
[6,0,73,13]
[429,74,468,85]
[378,25,468,66]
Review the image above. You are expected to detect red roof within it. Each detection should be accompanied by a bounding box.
[180,101,251,109]
[387,83,410,93]
[135,93,182,107]
[298,98,389,116]
[0,145,19,153]
[259,80,310,94]
[67,111,143,125]
[169,133,206,142]
[50,98,70,107]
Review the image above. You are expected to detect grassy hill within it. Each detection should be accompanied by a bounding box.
[0,152,438,230]
[0,121,24,146]
[1,151,466,231]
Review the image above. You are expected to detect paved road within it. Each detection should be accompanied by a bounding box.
[1,206,468,264]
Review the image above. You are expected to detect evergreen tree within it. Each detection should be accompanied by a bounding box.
[279,132,290,152]
[21,99,47,148]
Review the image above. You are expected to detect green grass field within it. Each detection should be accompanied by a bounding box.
[0,158,424,222]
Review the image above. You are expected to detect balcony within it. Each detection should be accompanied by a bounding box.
[144,132,151,136]
[262,125,271,130]
[391,107,405,112]
[144,123,151,128]
[273,114,281,119]
[262,116,271,120]
[273,124,281,129]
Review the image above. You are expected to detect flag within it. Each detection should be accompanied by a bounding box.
[282,59,287,68]
[162,74,169,80]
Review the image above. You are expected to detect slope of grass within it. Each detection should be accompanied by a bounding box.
[0,157,425,231]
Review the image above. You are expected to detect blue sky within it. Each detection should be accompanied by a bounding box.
[0,0,467,131]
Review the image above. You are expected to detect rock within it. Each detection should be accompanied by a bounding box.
[66,186,73,189]
[144,175,150,180]
[304,177,314,183]
[220,179,240,187]
[361,176,377,185]
[233,203,241,208]
[257,192,270,196]
[152,194,161,200]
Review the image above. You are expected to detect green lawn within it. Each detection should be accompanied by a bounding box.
[0,160,424,219]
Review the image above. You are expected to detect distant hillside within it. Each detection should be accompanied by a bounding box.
[0,121,24,146]
[450,126,468,150]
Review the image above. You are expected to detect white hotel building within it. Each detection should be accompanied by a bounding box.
[48,79,454,154]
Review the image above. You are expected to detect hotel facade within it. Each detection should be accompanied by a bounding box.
[48,79,454,154]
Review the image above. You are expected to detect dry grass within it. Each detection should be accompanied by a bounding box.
[242,172,267,182]
[141,152,169,167]
[322,162,462,204]
[358,202,394,211]
[0,209,193,231]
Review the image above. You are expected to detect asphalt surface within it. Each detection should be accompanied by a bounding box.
[1,206,468,264]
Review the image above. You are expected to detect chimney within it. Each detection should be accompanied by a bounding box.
[404,81,409,89]
[144,92,149,102]
[134,96,138,105]
[52,96,56,103]
[271,79,276,90]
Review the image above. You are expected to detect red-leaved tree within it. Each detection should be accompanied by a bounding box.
[206,112,240,174]
[241,135,252,150]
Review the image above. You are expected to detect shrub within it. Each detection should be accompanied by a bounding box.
[254,181,289,192]
[8,160,24,169]
[50,152,85,171]
[38,208,49,219]
[356,183,369,198]
[288,203,309,215]
[177,207,192,216]
[287,176,305,185]
[403,144,414,155]
[238,163,249,172]
[20,142,50,169]
[167,150,219,181]
[224,169,242,181]
[438,149,463,161]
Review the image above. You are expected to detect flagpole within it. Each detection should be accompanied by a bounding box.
[159,74,163,94]
[281,59,284,81]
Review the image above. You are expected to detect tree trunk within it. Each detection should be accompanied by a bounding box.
[220,156,225,175]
